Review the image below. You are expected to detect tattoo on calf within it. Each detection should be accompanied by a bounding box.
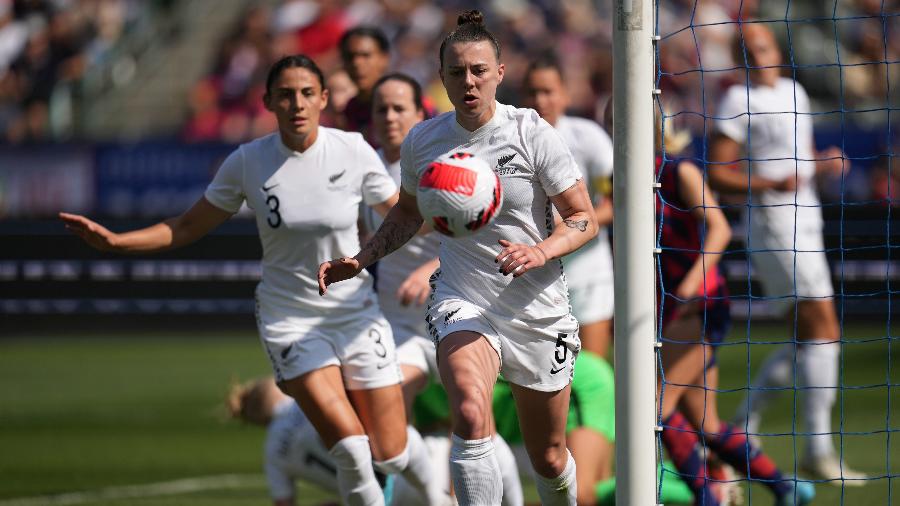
[564,219,588,232]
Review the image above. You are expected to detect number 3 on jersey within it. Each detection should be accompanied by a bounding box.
[265,194,282,228]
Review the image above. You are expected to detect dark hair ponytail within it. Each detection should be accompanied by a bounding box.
[439,9,501,68]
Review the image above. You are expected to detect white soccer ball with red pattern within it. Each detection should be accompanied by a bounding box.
[416,151,503,238]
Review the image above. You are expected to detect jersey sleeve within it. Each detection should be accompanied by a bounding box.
[399,132,419,196]
[204,147,246,213]
[531,115,581,196]
[358,137,397,206]
[715,86,749,144]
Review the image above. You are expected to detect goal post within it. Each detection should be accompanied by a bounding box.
[612,0,658,505]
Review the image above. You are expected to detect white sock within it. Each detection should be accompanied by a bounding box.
[798,340,840,459]
[375,426,450,505]
[450,434,503,506]
[532,449,577,506]
[492,434,524,506]
[735,343,794,434]
[329,435,385,506]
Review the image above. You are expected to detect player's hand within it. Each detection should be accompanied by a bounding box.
[495,239,548,278]
[673,275,702,320]
[318,257,362,295]
[397,262,435,306]
[817,146,850,177]
[59,212,119,252]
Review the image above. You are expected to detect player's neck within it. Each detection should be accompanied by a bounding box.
[280,127,318,153]
[456,101,497,132]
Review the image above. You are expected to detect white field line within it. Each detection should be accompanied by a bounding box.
[0,474,265,506]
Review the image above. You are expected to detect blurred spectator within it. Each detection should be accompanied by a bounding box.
[339,25,389,145]
[1,0,133,143]
[320,67,356,129]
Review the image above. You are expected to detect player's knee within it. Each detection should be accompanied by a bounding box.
[530,442,569,478]
[453,395,491,438]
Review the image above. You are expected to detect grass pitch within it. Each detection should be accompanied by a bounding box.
[0,322,897,505]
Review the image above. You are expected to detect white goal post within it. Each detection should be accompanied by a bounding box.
[612,0,658,504]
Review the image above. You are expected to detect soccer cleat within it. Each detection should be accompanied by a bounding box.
[799,454,868,486]
[775,480,815,506]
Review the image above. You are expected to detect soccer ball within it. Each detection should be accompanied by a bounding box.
[417,151,503,237]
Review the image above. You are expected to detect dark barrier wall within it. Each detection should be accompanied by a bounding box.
[1,136,897,323]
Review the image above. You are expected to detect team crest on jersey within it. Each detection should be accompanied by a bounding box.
[327,169,349,190]
[495,152,519,175]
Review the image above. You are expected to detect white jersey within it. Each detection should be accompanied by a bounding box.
[715,77,822,229]
[401,102,581,320]
[205,129,396,315]
[554,115,614,288]
[264,399,338,500]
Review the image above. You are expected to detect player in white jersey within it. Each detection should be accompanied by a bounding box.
[61,55,442,506]
[227,377,340,505]
[320,11,598,506]
[364,73,442,403]
[227,376,458,506]
[709,24,866,484]
[522,56,615,360]
[367,72,524,506]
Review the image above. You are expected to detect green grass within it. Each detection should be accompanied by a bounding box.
[0,323,898,505]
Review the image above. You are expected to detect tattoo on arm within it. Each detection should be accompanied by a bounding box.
[564,219,588,232]
[360,215,421,265]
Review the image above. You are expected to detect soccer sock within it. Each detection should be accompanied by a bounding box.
[374,426,448,505]
[706,421,791,497]
[492,434,524,506]
[798,340,840,459]
[735,343,794,434]
[328,435,385,506]
[531,449,577,506]
[660,412,719,506]
[450,434,503,506]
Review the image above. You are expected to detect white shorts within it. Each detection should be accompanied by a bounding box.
[255,297,402,390]
[379,295,439,378]
[749,220,834,313]
[568,278,614,325]
[563,236,614,325]
[426,297,580,392]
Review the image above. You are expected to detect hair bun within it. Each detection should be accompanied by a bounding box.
[457,9,484,27]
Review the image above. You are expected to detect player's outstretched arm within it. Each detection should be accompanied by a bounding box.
[496,179,597,278]
[59,197,232,254]
[318,188,423,295]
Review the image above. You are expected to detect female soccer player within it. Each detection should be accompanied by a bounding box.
[320,10,598,506]
[655,116,815,506]
[60,54,439,506]
[227,377,344,505]
[709,23,865,484]
[365,73,440,408]
[522,56,615,358]
[367,72,523,506]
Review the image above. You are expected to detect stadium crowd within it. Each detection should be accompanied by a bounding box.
[0,0,175,143]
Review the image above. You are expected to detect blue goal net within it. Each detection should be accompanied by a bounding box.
[655,1,898,504]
